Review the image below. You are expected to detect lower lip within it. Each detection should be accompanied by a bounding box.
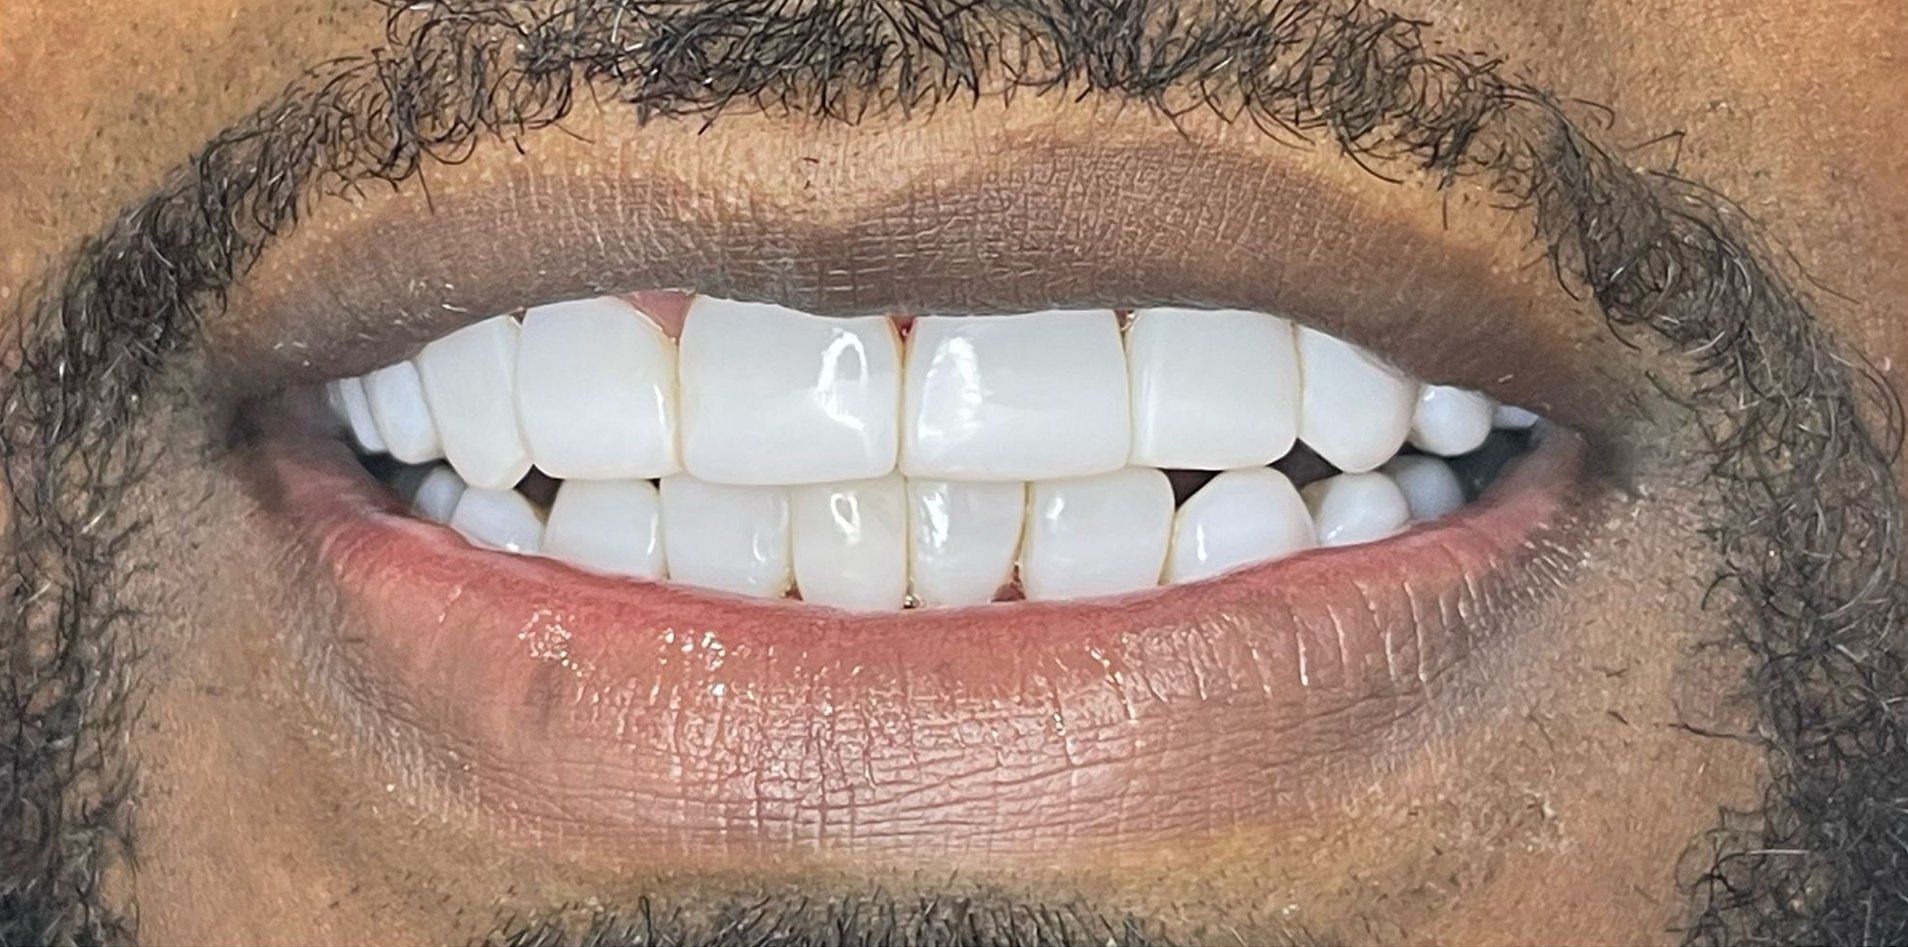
[248,429,1587,865]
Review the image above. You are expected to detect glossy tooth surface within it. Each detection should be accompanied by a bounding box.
[791,475,908,611]
[1494,404,1540,430]
[410,466,467,523]
[1408,384,1493,457]
[1021,468,1173,601]
[1382,455,1466,521]
[660,475,791,598]
[679,298,899,485]
[907,479,1025,608]
[517,297,680,480]
[363,361,443,464]
[903,311,1129,481]
[334,377,387,454]
[1302,472,1410,547]
[416,315,532,489]
[1167,468,1315,584]
[321,380,352,434]
[449,487,544,554]
[540,479,666,579]
[1127,308,1300,469]
[1296,328,1415,473]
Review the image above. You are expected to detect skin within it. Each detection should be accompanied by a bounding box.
[1,0,1903,944]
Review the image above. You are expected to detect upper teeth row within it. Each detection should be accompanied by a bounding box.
[326,296,1536,490]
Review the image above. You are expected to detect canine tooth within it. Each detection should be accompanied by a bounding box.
[322,380,352,433]
[517,297,680,480]
[902,311,1129,481]
[1296,329,1415,473]
[364,361,443,464]
[1127,308,1300,469]
[1382,455,1466,521]
[1302,472,1410,547]
[410,466,467,524]
[678,298,899,485]
[449,487,544,554]
[1494,404,1540,429]
[659,475,791,598]
[1166,468,1315,584]
[334,377,387,454]
[1408,384,1493,457]
[542,479,667,579]
[1022,468,1173,601]
[907,479,1025,607]
[416,315,532,490]
[790,475,909,611]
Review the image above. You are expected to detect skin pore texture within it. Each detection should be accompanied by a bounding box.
[1,1,1904,945]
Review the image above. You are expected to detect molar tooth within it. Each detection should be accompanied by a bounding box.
[1408,384,1493,457]
[517,297,680,480]
[1021,468,1173,601]
[449,487,544,554]
[659,475,791,598]
[1127,308,1300,469]
[416,315,532,490]
[1301,472,1410,547]
[1166,468,1316,584]
[1382,455,1466,521]
[333,377,387,454]
[791,475,909,611]
[410,466,467,524]
[1493,404,1540,430]
[364,361,443,464]
[678,298,899,485]
[903,311,1129,481]
[542,480,667,579]
[1295,328,1415,473]
[907,479,1025,608]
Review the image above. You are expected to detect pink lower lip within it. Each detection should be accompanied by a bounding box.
[248,429,1586,865]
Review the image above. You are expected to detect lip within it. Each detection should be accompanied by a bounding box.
[244,419,1590,866]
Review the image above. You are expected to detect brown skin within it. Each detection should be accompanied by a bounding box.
[2,1,1904,944]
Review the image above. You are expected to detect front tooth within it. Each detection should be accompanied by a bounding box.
[1127,308,1300,469]
[1296,328,1415,473]
[678,298,899,485]
[364,361,444,464]
[1408,384,1493,457]
[903,311,1129,481]
[907,479,1025,607]
[410,466,467,523]
[1021,468,1173,601]
[542,480,667,579]
[449,487,544,554]
[1382,455,1465,521]
[415,315,532,489]
[333,377,387,454]
[790,475,908,611]
[1301,472,1410,547]
[1166,468,1316,584]
[659,475,791,598]
[517,297,680,480]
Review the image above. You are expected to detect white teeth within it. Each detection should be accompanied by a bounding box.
[1296,328,1415,473]
[410,466,467,524]
[1302,472,1411,547]
[1493,404,1540,430]
[1408,384,1493,457]
[1167,468,1316,584]
[363,361,443,464]
[415,315,532,490]
[659,475,792,599]
[790,475,909,611]
[1382,455,1466,521]
[906,479,1025,608]
[449,487,544,554]
[902,311,1130,481]
[1021,468,1173,601]
[678,298,899,486]
[1127,308,1300,469]
[542,479,667,579]
[333,377,387,454]
[517,297,680,480]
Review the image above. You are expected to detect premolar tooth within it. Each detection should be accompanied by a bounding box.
[1167,468,1315,584]
[410,466,467,523]
[907,479,1025,608]
[903,311,1129,481]
[1382,455,1466,521]
[660,475,791,598]
[678,298,899,485]
[449,487,544,554]
[416,315,532,490]
[333,377,387,454]
[517,297,680,480]
[1494,404,1540,429]
[1408,384,1493,457]
[1127,308,1300,469]
[790,475,908,611]
[364,361,443,464]
[542,480,666,579]
[1302,472,1410,547]
[1296,328,1415,473]
[1021,468,1173,601]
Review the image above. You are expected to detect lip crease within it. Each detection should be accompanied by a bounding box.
[245,415,1588,865]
